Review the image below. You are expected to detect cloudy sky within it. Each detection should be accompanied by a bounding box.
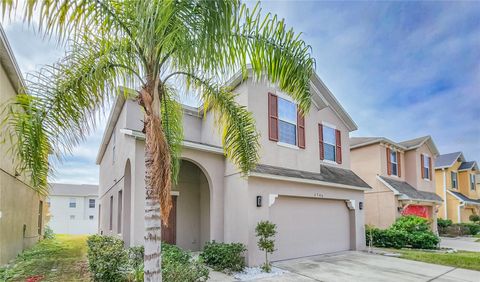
[2,1,479,185]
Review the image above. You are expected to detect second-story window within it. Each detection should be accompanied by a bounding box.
[277,97,297,145]
[471,174,476,191]
[323,126,336,162]
[423,155,431,180]
[390,150,398,176]
[451,172,458,189]
[69,198,76,208]
[89,199,96,208]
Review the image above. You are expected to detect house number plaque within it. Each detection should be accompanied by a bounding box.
[313,193,324,198]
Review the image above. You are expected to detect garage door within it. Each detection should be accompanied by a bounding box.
[270,196,351,261]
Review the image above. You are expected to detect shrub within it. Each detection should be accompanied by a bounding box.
[43,225,55,240]
[86,235,128,282]
[462,223,480,235]
[366,226,408,249]
[409,232,439,249]
[200,241,246,273]
[437,218,453,228]
[255,221,277,272]
[391,215,430,233]
[163,244,209,282]
[469,214,480,224]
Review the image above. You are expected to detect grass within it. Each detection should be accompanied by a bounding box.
[389,248,480,271]
[474,234,480,242]
[0,234,90,281]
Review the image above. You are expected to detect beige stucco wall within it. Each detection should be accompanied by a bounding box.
[0,62,46,265]
[405,143,436,193]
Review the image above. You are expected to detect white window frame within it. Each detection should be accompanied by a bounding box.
[451,172,458,189]
[423,154,430,180]
[89,199,96,208]
[69,198,76,208]
[471,174,476,191]
[390,149,398,176]
[276,94,298,147]
[322,123,337,163]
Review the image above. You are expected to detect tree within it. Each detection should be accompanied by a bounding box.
[1,1,314,280]
[255,220,276,272]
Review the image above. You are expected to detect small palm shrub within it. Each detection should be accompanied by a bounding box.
[255,221,277,272]
[200,241,246,273]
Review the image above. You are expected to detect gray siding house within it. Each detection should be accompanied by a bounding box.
[96,71,370,266]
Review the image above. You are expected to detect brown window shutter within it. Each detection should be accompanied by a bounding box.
[297,110,305,149]
[420,154,425,179]
[318,124,324,160]
[268,93,278,141]
[429,157,433,180]
[397,151,401,177]
[386,147,391,175]
[335,129,342,164]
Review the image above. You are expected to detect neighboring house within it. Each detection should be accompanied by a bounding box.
[434,152,479,223]
[350,136,442,230]
[48,183,99,234]
[96,71,370,266]
[0,25,47,265]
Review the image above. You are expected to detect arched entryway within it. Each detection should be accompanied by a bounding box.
[163,159,211,251]
[123,159,132,246]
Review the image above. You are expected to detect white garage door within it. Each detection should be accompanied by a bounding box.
[270,196,351,261]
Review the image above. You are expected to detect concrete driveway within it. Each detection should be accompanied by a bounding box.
[440,237,480,252]
[256,251,480,282]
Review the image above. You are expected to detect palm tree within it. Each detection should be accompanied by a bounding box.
[2,0,314,280]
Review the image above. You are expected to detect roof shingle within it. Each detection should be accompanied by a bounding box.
[449,191,480,205]
[49,183,98,197]
[379,176,443,202]
[435,152,464,168]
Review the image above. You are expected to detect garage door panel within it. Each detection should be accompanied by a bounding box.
[270,196,350,261]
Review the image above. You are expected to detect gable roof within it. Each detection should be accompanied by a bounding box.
[448,191,480,206]
[0,25,25,93]
[49,183,98,197]
[251,164,371,190]
[434,152,465,169]
[458,161,478,171]
[350,135,439,156]
[377,176,443,203]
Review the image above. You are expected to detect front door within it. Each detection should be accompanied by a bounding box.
[161,196,177,245]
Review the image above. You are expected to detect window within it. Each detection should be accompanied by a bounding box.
[323,125,336,162]
[117,190,123,234]
[89,199,96,208]
[471,174,476,191]
[109,196,113,230]
[277,97,297,145]
[69,198,76,208]
[423,155,430,179]
[451,172,458,189]
[70,215,75,220]
[390,150,398,176]
[112,131,116,164]
[89,215,94,220]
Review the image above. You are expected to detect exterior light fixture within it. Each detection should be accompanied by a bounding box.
[256,196,262,207]
[359,202,363,210]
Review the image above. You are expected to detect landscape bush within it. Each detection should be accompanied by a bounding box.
[255,220,277,272]
[86,235,128,282]
[366,216,439,249]
[43,225,55,240]
[469,214,480,224]
[438,223,480,237]
[86,235,209,282]
[437,218,453,228]
[200,241,246,273]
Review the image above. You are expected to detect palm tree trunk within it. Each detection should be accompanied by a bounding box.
[144,145,162,281]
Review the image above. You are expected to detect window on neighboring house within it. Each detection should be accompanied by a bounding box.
[70,215,75,220]
[323,125,337,162]
[423,155,431,179]
[471,174,476,191]
[451,172,458,189]
[69,198,76,208]
[390,150,398,176]
[89,215,94,220]
[89,199,96,208]
[277,97,297,145]
[109,196,113,230]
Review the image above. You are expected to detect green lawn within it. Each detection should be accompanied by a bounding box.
[390,249,480,271]
[0,234,90,281]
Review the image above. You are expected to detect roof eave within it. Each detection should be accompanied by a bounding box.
[0,25,26,93]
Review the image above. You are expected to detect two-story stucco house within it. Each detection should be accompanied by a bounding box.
[350,136,443,230]
[96,71,370,266]
[0,25,47,265]
[434,152,479,223]
[48,183,99,235]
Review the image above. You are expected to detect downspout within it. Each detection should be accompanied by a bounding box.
[458,202,465,223]
[443,169,447,219]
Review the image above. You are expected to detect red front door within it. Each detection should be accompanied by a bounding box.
[161,196,177,245]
